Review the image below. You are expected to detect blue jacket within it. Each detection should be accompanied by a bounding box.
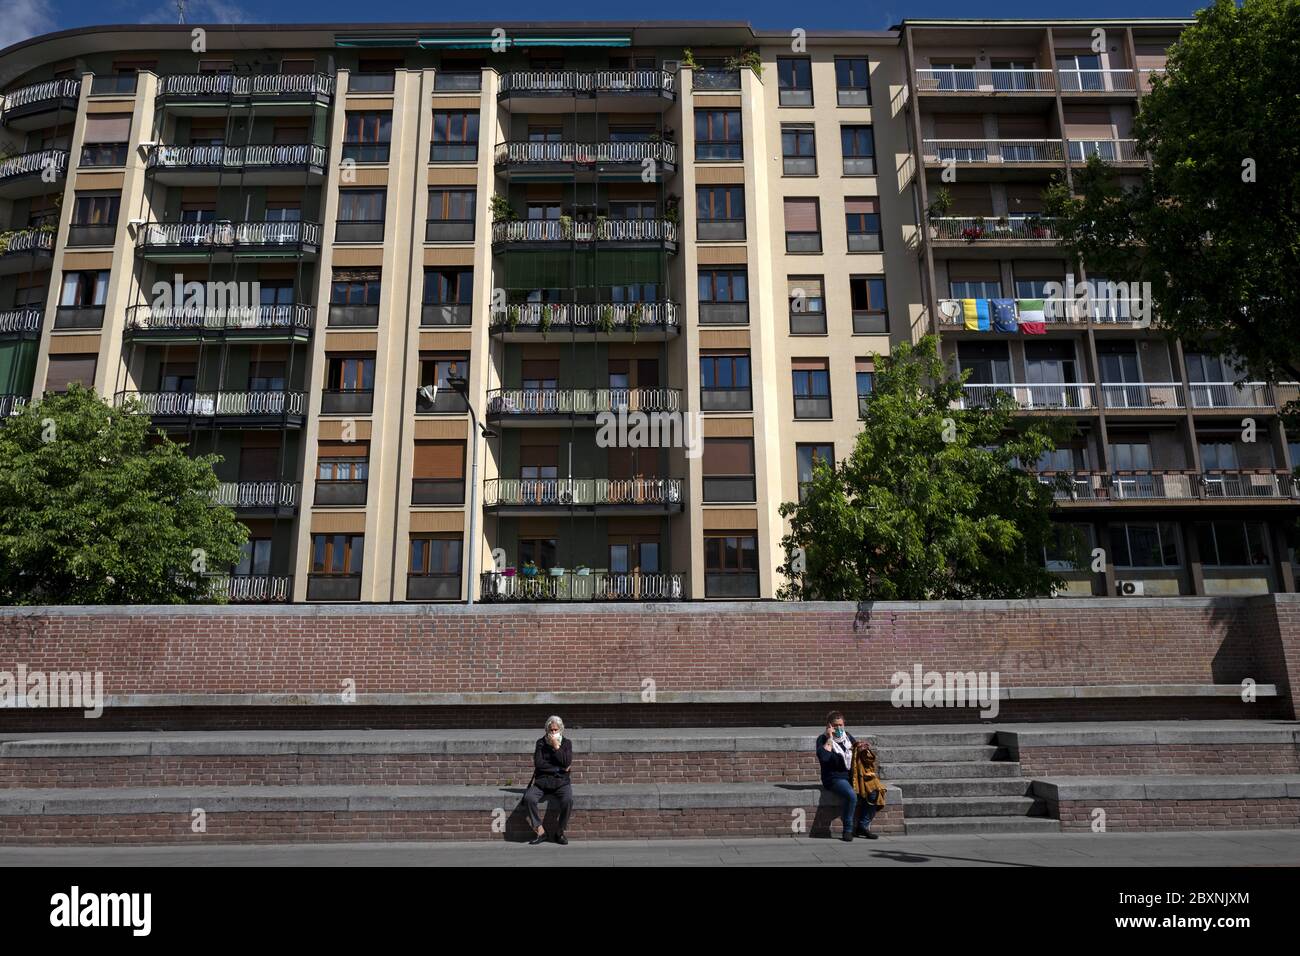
[815,731,857,788]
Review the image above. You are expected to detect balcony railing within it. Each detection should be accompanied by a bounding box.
[1188,382,1274,409]
[1067,139,1144,163]
[209,574,293,603]
[1058,69,1137,93]
[0,227,55,257]
[1100,383,1186,410]
[693,69,741,91]
[433,72,482,92]
[126,304,314,335]
[498,70,675,98]
[1041,471,1298,502]
[916,68,1056,92]
[923,139,1065,164]
[117,390,307,418]
[0,309,42,334]
[930,216,1058,242]
[491,218,677,244]
[0,79,80,123]
[482,570,685,602]
[146,143,326,172]
[1,395,27,417]
[493,140,677,168]
[136,220,321,251]
[157,73,333,100]
[490,301,678,334]
[959,383,1097,410]
[485,477,683,508]
[0,148,68,185]
[486,387,682,416]
[212,481,299,509]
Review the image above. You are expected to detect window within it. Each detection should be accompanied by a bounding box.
[992,59,1039,92]
[695,109,742,161]
[431,111,480,162]
[841,126,875,175]
[704,532,759,597]
[845,198,882,252]
[793,359,832,419]
[929,61,976,91]
[343,112,391,163]
[788,276,826,334]
[235,538,272,577]
[784,198,821,253]
[336,189,385,243]
[418,353,470,412]
[781,124,816,175]
[950,279,1003,299]
[311,534,364,574]
[702,439,756,502]
[80,114,130,166]
[60,271,108,307]
[835,57,871,106]
[1043,524,1090,571]
[352,59,398,92]
[698,269,748,325]
[1199,441,1240,471]
[424,268,473,304]
[1056,52,1103,91]
[69,193,119,245]
[44,355,96,394]
[248,361,285,392]
[413,440,466,504]
[519,538,558,570]
[1110,522,1180,568]
[329,269,380,327]
[608,200,656,220]
[1197,521,1270,567]
[315,441,369,506]
[700,351,752,412]
[427,189,476,242]
[696,185,745,240]
[856,358,874,418]
[849,276,888,333]
[410,536,463,575]
[797,443,835,501]
[326,356,374,391]
[777,57,813,106]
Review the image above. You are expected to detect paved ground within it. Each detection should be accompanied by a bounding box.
[2,830,1298,866]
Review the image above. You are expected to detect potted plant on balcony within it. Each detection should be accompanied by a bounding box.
[960,224,986,243]
[1026,215,1050,240]
[682,49,698,70]
[539,302,557,339]
[490,193,516,223]
[521,560,539,579]
[506,303,520,333]
[727,49,762,78]
[994,214,1011,235]
[598,304,616,335]
[629,302,643,343]
[926,187,952,236]
[575,563,591,576]
[558,214,574,240]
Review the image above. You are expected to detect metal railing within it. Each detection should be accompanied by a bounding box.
[208,574,293,603]
[959,383,1097,410]
[922,139,1064,164]
[118,390,307,417]
[482,570,684,602]
[485,477,684,508]
[930,216,1058,241]
[498,70,675,97]
[157,73,333,98]
[1068,139,1144,163]
[147,144,326,171]
[0,78,80,120]
[127,304,314,333]
[0,309,42,333]
[916,68,1056,92]
[491,218,677,243]
[1100,382,1186,409]
[1188,382,1273,408]
[692,69,741,91]
[0,148,68,182]
[490,301,678,332]
[136,220,321,249]
[1058,69,1137,92]
[0,395,26,416]
[0,228,55,256]
[486,387,682,416]
[211,481,299,508]
[1038,470,1298,501]
[1201,472,1298,499]
[494,140,677,167]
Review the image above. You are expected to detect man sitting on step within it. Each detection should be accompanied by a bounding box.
[523,715,574,845]
[816,711,883,842]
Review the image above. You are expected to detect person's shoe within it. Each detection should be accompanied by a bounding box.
[859,829,879,840]
[554,834,569,845]
[841,831,854,842]
[528,832,548,845]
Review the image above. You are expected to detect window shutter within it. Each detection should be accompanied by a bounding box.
[788,276,824,298]
[783,198,819,232]
[844,198,878,216]
[319,441,369,458]
[82,114,131,143]
[413,440,465,479]
[792,358,828,371]
[702,438,753,476]
[45,355,97,392]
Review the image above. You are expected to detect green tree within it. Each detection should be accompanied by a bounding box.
[0,386,248,605]
[778,337,1078,601]
[1044,0,1300,381]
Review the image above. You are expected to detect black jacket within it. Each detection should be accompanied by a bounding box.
[815,732,857,788]
[533,736,573,780]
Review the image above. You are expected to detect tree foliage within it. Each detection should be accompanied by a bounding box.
[778,337,1077,601]
[1044,0,1300,381]
[0,386,248,605]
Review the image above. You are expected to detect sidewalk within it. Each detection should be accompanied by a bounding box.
[2,830,1297,866]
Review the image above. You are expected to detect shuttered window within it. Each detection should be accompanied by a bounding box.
[45,355,97,393]
[413,440,465,479]
[83,114,131,142]
[702,438,754,476]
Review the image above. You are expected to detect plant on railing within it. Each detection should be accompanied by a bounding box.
[994,214,1011,233]
[594,214,607,239]
[663,193,681,226]
[490,193,516,222]
[539,303,557,339]
[726,49,763,77]
[521,560,539,578]
[926,186,952,220]
[682,49,698,70]
[558,214,574,239]
[506,303,521,333]
[629,302,643,343]
[1025,215,1050,239]
[598,304,616,334]
[960,224,986,243]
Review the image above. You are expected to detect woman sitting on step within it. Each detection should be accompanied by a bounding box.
[816,711,885,841]
[523,715,574,845]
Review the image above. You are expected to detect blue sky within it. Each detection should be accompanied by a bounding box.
[4,0,1205,50]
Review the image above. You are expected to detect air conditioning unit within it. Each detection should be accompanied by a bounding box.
[1115,580,1145,596]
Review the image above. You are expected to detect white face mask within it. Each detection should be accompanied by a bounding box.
[549,730,563,742]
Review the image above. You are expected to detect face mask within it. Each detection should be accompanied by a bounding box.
[833,728,845,739]
[551,732,563,742]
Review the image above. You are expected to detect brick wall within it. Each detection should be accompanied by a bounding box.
[1017,744,1300,777]
[1056,799,1300,831]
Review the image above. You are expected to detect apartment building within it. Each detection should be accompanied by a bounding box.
[0,18,1293,603]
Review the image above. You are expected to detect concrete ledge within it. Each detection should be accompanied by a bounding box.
[0,782,905,815]
[1031,775,1300,802]
[998,723,1300,751]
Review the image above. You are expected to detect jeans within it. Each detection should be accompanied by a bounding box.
[825,778,882,835]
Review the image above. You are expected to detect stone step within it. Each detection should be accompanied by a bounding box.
[873,745,1004,763]
[879,761,1023,779]
[903,795,1048,818]
[891,778,1033,798]
[904,816,1063,836]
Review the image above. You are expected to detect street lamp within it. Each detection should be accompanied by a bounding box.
[447,374,495,606]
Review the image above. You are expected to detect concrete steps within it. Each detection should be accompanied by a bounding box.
[903,816,1064,835]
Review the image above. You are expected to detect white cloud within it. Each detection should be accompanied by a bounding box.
[0,0,57,51]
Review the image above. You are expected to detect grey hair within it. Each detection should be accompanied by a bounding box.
[544,715,564,732]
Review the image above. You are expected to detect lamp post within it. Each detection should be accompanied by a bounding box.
[448,375,494,606]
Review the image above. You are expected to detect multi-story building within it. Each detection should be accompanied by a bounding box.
[0,18,1293,603]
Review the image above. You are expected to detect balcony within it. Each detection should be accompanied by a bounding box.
[425,219,475,243]
[334,220,384,244]
[156,73,333,112]
[1100,382,1186,411]
[341,142,390,164]
[0,149,67,199]
[349,73,396,94]
[90,74,139,96]
[789,307,826,335]
[486,387,682,425]
[146,144,326,184]
[705,571,759,599]
[702,475,756,503]
[65,223,118,247]
[958,383,1097,411]
[125,304,314,341]
[116,390,307,427]
[52,306,104,330]
[430,143,478,163]
[915,68,1055,95]
[415,389,467,414]
[321,389,373,415]
[0,228,54,275]
[482,570,684,602]
[490,218,677,252]
[1189,382,1274,410]
[493,141,677,176]
[497,70,675,105]
[700,386,751,413]
[0,79,81,128]
[929,216,1058,247]
[212,481,299,513]
[314,479,368,506]
[922,139,1065,168]
[692,69,741,92]
[936,297,1150,329]
[1058,69,1138,94]
[421,303,473,327]
[411,478,465,505]
[485,477,683,514]
[699,301,749,326]
[1067,139,1145,164]
[794,394,832,419]
[406,573,461,601]
[209,574,293,603]
[135,221,321,260]
[0,309,42,338]
[696,218,745,242]
[327,304,378,328]
[433,72,482,93]
[489,302,678,340]
[1040,471,1299,504]
[306,574,362,601]
[1,395,27,417]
